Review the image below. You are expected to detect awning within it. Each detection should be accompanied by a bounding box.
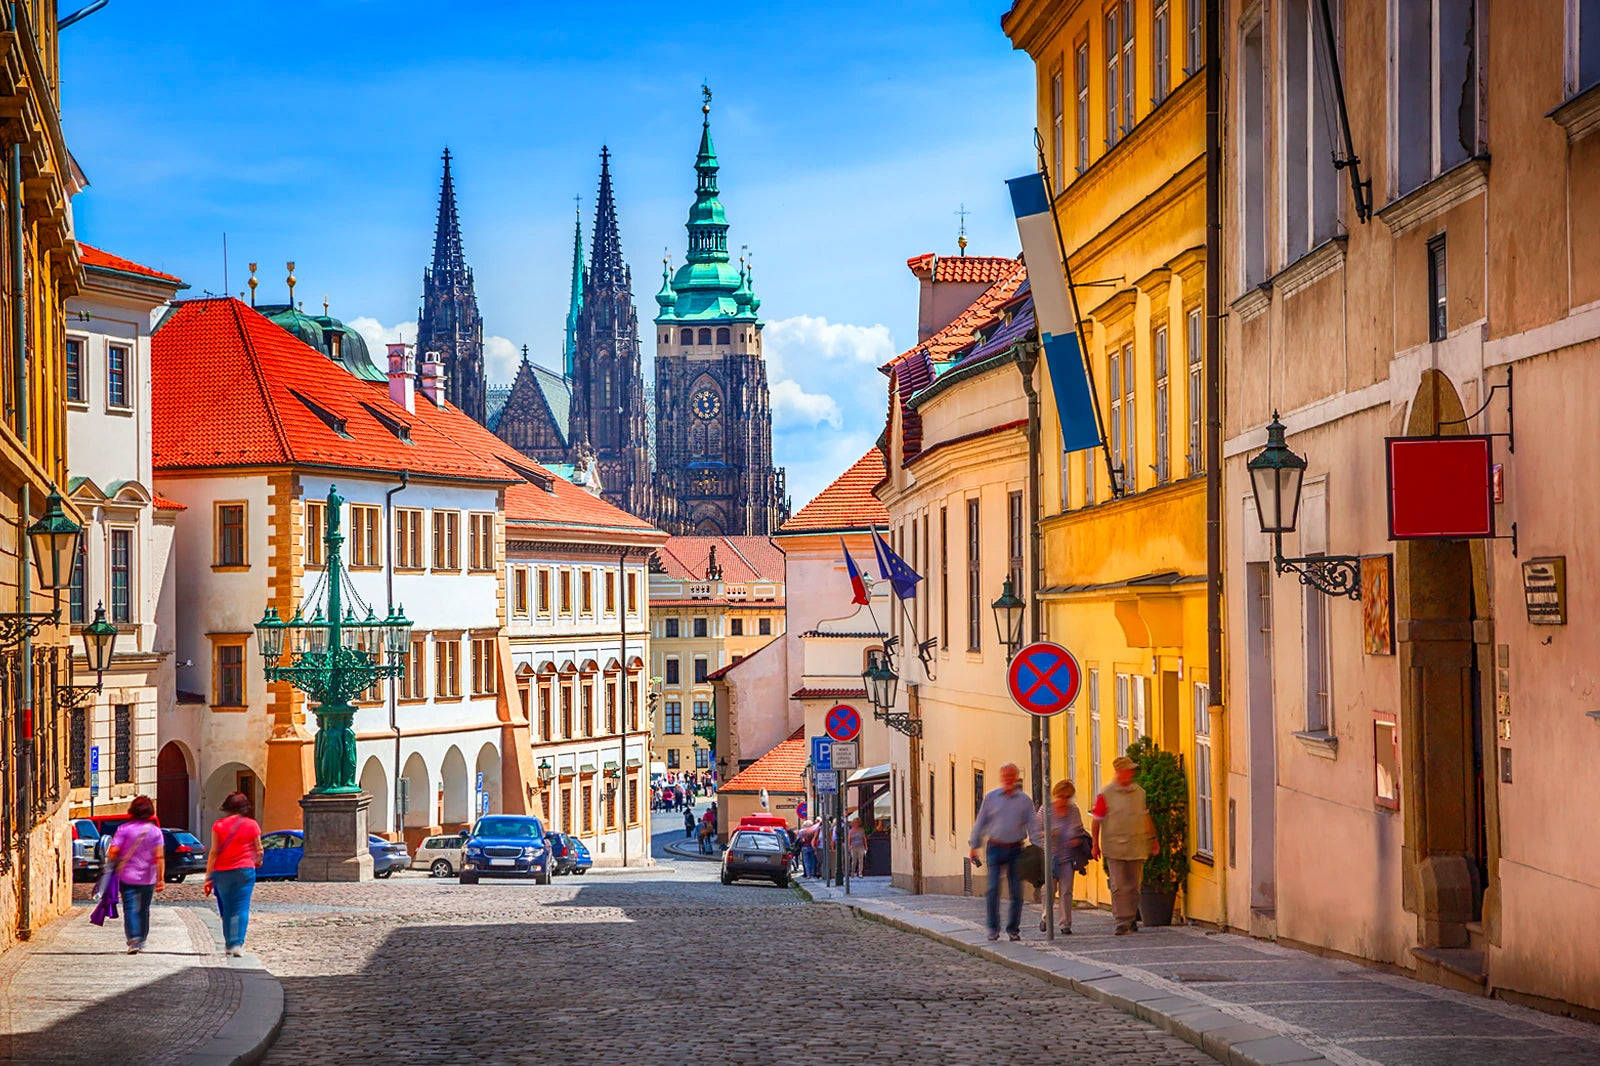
[847,763,890,785]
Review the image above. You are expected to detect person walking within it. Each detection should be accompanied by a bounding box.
[104,795,164,953]
[798,819,820,878]
[1032,780,1091,933]
[683,807,696,838]
[847,817,869,877]
[968,762,1034,942]
[205,791,264,957]
[1091,756,1158,935]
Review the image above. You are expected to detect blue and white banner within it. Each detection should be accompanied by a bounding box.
[1006,171,1102,454]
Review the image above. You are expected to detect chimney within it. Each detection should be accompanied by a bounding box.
[419,349,447,407]
[386,342,415,413]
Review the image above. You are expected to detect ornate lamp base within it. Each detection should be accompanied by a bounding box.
[298,791,374,882]
[311,704,362,793]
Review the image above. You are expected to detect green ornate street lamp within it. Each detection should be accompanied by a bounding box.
[254,485,412,793]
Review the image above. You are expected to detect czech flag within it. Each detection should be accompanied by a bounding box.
[842,539,870,605]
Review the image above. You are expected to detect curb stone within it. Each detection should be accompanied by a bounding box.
[175,955,285,1066]
[841,904,1327,1066]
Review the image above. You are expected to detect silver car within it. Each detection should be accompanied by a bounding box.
[414,833,465,878]
[71,819,101,881]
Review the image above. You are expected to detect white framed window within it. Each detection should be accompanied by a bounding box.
[1282,0,1342,263]
[1133,674,1147,739]
[1104,6,1123,148]
[1154,325,1169,483]
[1568,0,1600,96]
[1119,0,1136,132]
[1115,673,1131,755]
[1121,344,1136,493]
[1153,0,1171,105]
[1109,348,1123,491]
[1303,578,1331,733]
[1065,706,1077,786]
[1194,682,1214,855]
[1051,66,1065,190]
[1088,669,1102,796]
[1186,308,1204,475]
[1185,0,1203,74]
[1240,16,1268,287]
[1391,0,1482,198]
[1075,42,1090,172]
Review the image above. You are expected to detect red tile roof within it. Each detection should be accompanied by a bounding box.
[720,726,807,795]
[906,253,1019,285]
[151,493,188,511]
[778,448,889,535]
[79,243,183,284]
[653,536,784,584]
[791,686,867,701]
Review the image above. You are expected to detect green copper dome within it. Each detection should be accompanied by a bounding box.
[264,306,326,351]
[313,315,385,383]
[656,258,677,315]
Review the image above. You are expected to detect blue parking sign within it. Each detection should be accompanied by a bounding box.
[89,745,99,795]
[479,791,489,815]
[810,736,832,772]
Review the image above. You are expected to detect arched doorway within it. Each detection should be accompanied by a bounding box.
[401,752,432,829]
[475,743,502,817]
[1397,370,1499,951]
[201,762,262,826]
[440,746,469,829]
[360,756,389,835]
[156,742,193,830]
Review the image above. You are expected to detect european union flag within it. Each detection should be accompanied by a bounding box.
[872,530,922,601]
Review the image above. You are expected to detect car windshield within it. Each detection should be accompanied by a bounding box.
[169,832,203,847]
[732,832,782,852]
[474,817,543,839]
[73,820,99,838]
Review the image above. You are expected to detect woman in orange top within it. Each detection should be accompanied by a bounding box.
[204,791,264,956]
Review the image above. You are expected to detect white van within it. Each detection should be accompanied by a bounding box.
[415,833,466,878]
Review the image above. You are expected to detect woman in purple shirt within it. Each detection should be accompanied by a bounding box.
[106,795,165,953]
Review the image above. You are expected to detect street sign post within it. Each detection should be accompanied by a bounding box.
[1006,641,1083,716]
[480,791,489,816]
[824,703,862,742]
[831,741,859,770]
[810,736,833,772]
[89,745,99,815]
[815,770,839,793]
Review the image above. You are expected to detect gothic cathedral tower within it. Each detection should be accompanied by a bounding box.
[653,92,787,535]
[569,147,654,518]
[417,149,487,423]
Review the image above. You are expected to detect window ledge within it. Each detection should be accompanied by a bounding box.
[210,565,250,573]
[1293,730,1339,759]
[1191,851,1215,867]
[209,704,248,714]
[1230,283,1272,323]
[1549,82,1600,142]
[1377,156,1490,237]
[1271,236,1348,301]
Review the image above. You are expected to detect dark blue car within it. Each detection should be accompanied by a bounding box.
[460,815,551,884]
[257,830,411,879]
[566,836,592,874]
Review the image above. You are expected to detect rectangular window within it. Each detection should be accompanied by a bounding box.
[512,568,529,616]
[627,777,639,824]
[1427,235,1448,342]
[693,617,708,638]
[470,636,496,696]
[1394,0,1480,198]
[605,785,618,828]
[581,684,594,736]
[1120,0,1135,131]
[69,550,85,625]
[560,685,573,738]
[605,679,618,734]
[965,498,981,653]
[393,508,423,569]
[1194,683,1214,856]
[1304,582,1331,732]
[605,571,616,613]
[536,570,551,614]
[1575,0,1600,93]
[667,748,680,769]
[1051,66,1065,190]
[626,572,639,615]
[1154,325,1170,483]
[561,786,573,832]
[939,507,950,648]
[758,617,772,636]
[1187,308,1204,475]
[1109,348,1123,491]
[1284,0,1342,262]
[693,700,711,730]
[693,657,708,684]
[949,762,956,834]
[580,570,594,614]
[1116,673,1131,755]
[1122,345,1137,492]
[1007,490,1024,594]
[69,708,87,787]
[1241,17,1268,286]
[695,748,710,769]
[1153,0,1171,105]
[1089,669,1102,796]
[114,705,132,784]
[665,701,683,734]
[468,513,495,570]
[1186,0,1203,74]
[216,504,246,567]
[730,618,743,636]
[349,504,381,567]
[404,638,426,699]
[1104,6,1122,147]
[1374,713,1401,810]
[109,528,132,623]
[1084,448,1096,506]
[305,500,327,567]
[1075,42,1091,172]
[972,768,985,821]
[215,642,245,707]
[432,511,459,570]
[581,785,593,834]
[66,338,83,402]
[537,682,552,740]
[630,679,641,731]
[929,769,936,839]
[107,344,129,408]
[435,638,461,699]
[559,570,572,614]
[1065,706,1077,785]
[665,658,680,685]
[665,618,680,638]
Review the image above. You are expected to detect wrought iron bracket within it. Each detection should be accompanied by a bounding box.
[0,610,59,651]
[1275,552,1363,599]
[56,684,102,709]
[873,708,923,738]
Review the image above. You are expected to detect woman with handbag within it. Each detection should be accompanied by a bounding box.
[204,791,264,957]
[104,795,164,953]
[1032,780,1091,933]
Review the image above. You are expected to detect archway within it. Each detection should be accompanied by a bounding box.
[156,741,194,830]
[475,742,502,817]
[1397,369,1498,950]
[400,752,432,850]
[440,746,469,828]
[201,762,261,826]
[360,756,390,835]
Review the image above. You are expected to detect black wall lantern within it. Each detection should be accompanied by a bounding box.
[1247,412,1362,599]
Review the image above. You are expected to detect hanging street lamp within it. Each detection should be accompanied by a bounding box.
[1,487,88,650]
[990,577,1027,659]
[862,647,918,737]
[1247,412,1362,599]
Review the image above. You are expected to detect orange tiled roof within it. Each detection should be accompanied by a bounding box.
[151,493,187,511]
[880,261,1026,373]
[79,243,183,284]
[720,726,807,795]
[653,536,784,583]
[778,448,888,534]
[905,253,1018,285]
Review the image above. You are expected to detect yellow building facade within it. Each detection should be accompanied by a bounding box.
[1005,0,1222,923]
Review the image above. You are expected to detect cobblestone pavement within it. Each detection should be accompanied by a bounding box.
[132,816,1212,1065]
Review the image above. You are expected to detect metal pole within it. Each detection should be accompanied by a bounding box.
[385,474,408,837]
[619,550,628,868]
[1204,0,1227,927]
[1017,342,1053,940]
[13,142,34,939]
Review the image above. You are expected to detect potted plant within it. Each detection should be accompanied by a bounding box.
[1127,736,1189,926]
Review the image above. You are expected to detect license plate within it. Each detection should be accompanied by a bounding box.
[746,855,768,863]
[490,858,515,867]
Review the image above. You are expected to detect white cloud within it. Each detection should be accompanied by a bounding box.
[484,336,520,385]
[763,315,896,378]
[770,378,842,430]
[346,317,520,385]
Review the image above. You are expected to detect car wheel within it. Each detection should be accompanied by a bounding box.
[460,871,478,885]
[574,868,587,875]
[430,859,453,878]
[375,868,393,879]
[536,866,552,886]
[774,874,789,888]
[720,872,733,886]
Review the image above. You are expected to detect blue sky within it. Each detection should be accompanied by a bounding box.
[62,1,1036,507]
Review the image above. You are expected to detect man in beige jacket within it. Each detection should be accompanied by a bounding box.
[1090,755,1158,935]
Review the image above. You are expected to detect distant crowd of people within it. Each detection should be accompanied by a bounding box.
[652,772,714,813]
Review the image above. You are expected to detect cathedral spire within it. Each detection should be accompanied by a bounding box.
[589,146,629,292]
[430,147,468,284]
[564,200,584,379]
[686,86,730,266]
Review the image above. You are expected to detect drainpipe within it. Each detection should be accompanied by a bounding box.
[1204,0,1228,929]
[1018,339,1055,939]
[384,472,409,837]
[12,142,34,939]
[618,549,628,867]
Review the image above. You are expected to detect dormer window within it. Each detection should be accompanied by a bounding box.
[289,388,352,438]
[360,402,412,443]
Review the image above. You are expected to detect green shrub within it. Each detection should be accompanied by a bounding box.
[1127,735,1189,892]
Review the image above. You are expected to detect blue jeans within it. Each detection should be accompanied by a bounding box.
[213,867,256,950]
[801,845,818,878]
[120,882,154,944]
[985,842,1023,935]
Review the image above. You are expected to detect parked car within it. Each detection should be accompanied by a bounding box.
[721,829,790,887]
[459,815,551,884]
[163,828,208,883]
[415,833,465,878]
[89,813,144,864]
[71,819,101,881]
[565,836,592,874]
[256,830,410,880]
[545,832,576,875]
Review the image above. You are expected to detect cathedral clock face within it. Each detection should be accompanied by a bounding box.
[692,388,721,420]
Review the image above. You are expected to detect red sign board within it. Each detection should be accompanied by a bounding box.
[1006,642,1083,717]
[1386,436,1495,539]
[825,704,861,743]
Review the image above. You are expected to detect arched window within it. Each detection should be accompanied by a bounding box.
[690,423,708,456]
[716,327,731,345]
[697,328,712,346]
[680,329,693,345]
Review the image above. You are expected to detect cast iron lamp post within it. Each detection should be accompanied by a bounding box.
[990,577,1026,659]
[253,486,413,792]
[1247,413,1362,599]
[0,488,90,648]
[56,603,121,708]
[862,647,919,737]
[537,759,555,788]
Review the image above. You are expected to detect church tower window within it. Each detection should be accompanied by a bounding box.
[680,328,693,345]
[716,327,731,345]
[698,328,712,345]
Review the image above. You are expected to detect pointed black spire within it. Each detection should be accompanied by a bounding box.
[589,146,629,292]
[431,147,467,284]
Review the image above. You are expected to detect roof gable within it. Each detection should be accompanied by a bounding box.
[720,726,807,795]
[779,448,889,534]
